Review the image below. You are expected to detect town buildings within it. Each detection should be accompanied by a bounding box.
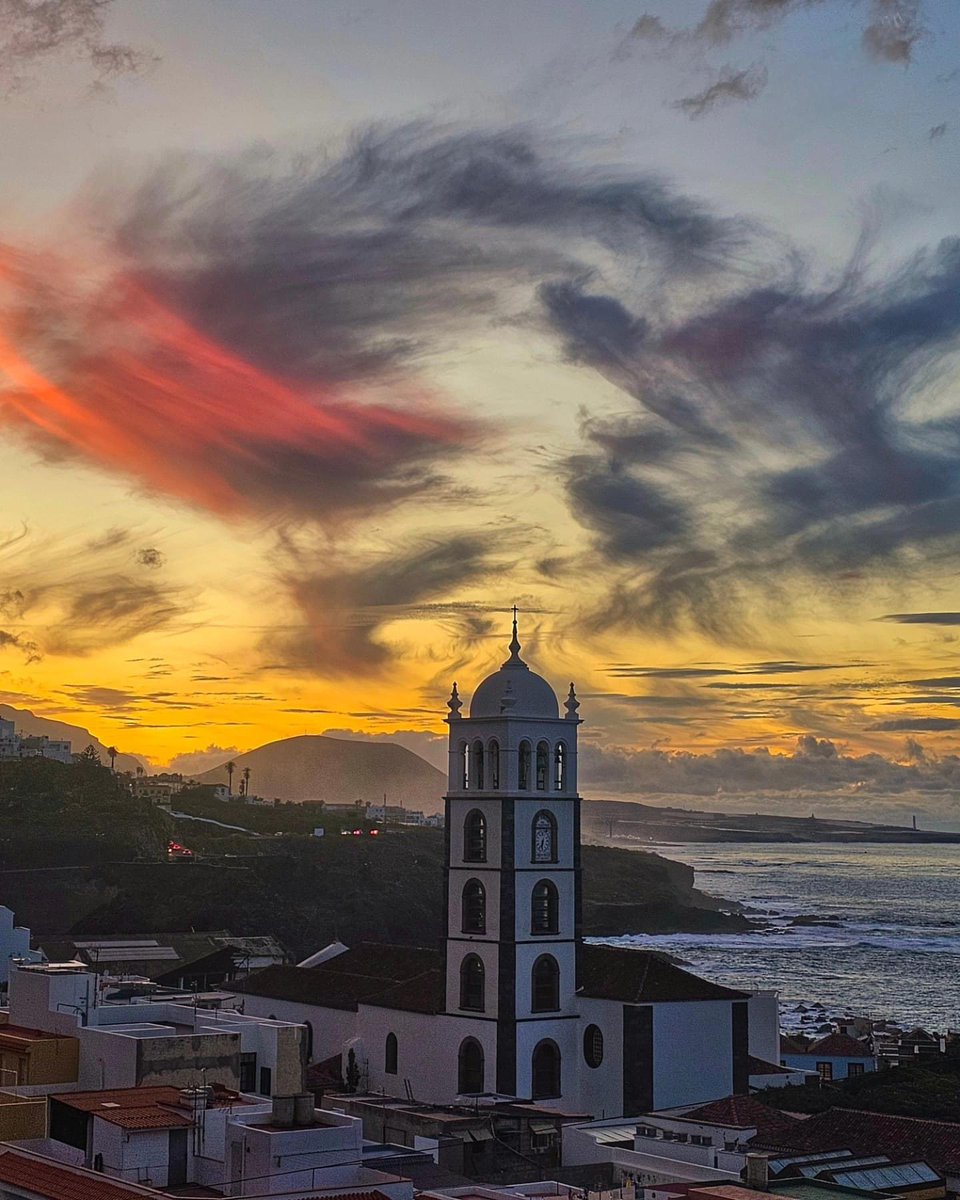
[0,719,71,765]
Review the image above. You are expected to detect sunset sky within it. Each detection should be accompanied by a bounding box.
[4,0,960,826]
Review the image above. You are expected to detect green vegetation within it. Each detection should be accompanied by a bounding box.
[0,753,170,869]
[756,1051,960,1122]
[0,759,747,958]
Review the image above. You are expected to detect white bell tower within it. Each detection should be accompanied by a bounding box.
[443,610,582,1101]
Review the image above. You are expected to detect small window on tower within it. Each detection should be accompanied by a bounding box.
[583,1024,604,1069]
[462,879,486,934]
[464,810,487,862]
[488,740,500,789]
[472,740,485,789]
[554,742,566,791]
[518,741,531,790]
[536,741,549,790]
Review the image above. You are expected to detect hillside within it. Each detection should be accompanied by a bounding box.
[0,705,142,773]
[195,734,446,812]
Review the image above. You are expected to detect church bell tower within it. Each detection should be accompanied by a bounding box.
[443,611,582,1101]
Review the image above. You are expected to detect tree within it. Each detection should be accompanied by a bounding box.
[241,766,251,798]
[107,746,118,773]
[225,760,236,796]
[76,745,102,766]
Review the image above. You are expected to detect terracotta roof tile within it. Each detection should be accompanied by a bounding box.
[753,1108,960,1174]
[807,1033,874,1057]
[0,1149,154,1199]
[680,1095,801,1139]
[578,944,749,1003]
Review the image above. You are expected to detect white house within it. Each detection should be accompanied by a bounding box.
[237,617,780,1117]
[0,907,43,987]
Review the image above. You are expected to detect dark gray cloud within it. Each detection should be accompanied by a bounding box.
[870,716,960,731]
[617,1,928,116]
[674,65,769,118]
[551,231,960,639]
[103,124,741,390]
[0,526,186,657]
[608,660,845,678]
[0,629,40,663]
[0,0,157,96]
[263,532,502,677]
[881,612,960,625]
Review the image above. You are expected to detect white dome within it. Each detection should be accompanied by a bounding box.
[468,614,559,718]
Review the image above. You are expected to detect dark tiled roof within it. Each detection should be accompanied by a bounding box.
[753,1108,960,1173]
[807,1033,873,1057]
[680,1095,801,1139]
[748,1055,795,1075]
[234,943,443,1012]
[578,944,749,1003]
[780,1034,810,1055]
[0,1148,153,1199]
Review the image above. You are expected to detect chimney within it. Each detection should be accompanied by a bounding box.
[745,1153,770,1191]
[272,1095,296,1126]
[294,1093,315,1125]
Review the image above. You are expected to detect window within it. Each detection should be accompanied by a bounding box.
[385,1032,398,1075]
[583,1024,603,1069]
[532,810,557,863]
[518,741,531,790]
[816,1061,833,1081]
[460,741,469,789]
[239,1053,257,1093]
[488,740,500,790]
[259,1066,272,1096]
[458,1038,484,1094]
[536,741,549,790]
[531,954,560,1012]
[531,879,559,934]
[462,879,486,934]
[847,1062,865,1077]
[554,742,566,790]
[472,740,485,790]
[460,954,485,1011]
[464,810,487,862]
[531,1039,561,1100]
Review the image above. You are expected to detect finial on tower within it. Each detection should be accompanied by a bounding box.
[503,604,527,668]
[447,681,462,719]
[565,682,580,720]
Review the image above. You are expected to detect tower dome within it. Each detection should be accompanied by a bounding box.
[469,610,559,719]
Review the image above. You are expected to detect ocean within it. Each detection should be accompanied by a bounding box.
[594,841,960,1034]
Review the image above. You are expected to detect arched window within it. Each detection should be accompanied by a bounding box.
[463,810,487,862]
[518,741,531,790]
[472,740,485,790]
[488,740,500,790]
[583,1024,604,1069]
[532,1039,561,1100]
[385,1032,398,1075]
[554,742,566,791]
[532,810,557,863]
[536,741,549,790]
[531,954,560,1012]
[460,741,469,789]
[458,1038,484,1094]
[531,879,559,935]
[460,954,485,1011]
[462,879,486,934]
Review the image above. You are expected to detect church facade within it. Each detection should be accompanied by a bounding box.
[237,620,780,1116]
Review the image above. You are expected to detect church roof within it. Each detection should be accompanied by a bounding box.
[577,944,749,1003]
[234,943,443,1013]
[468,612,560,719]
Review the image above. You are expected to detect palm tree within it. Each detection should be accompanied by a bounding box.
[107,746,118,773]
[225,760,236,796]
[241,766,251,798]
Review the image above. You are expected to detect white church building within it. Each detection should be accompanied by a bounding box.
[237,619,779,1117]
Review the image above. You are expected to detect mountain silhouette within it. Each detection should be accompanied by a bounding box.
[195,734,446,812]
[0,704,143,773]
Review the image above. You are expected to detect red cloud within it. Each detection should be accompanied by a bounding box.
[0,243,468,523]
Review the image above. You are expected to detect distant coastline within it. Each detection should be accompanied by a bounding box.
[583,797,960,844]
